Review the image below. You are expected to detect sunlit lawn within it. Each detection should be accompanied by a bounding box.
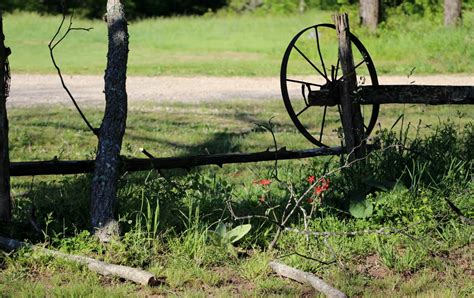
[4,10,474,76]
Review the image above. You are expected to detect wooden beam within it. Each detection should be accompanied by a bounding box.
[355,85,474,105]
[308,85,473,106]
[10,147,344,177]
[334,13,366,160]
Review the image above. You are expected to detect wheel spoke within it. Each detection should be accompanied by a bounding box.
[286,78,323,87]
[337,104,343,120]
[336,59,365,81]
[319,106,327,142]
[296,105,310,117]
[315,27,327,79]
[293,45,330,82]
[281,24,379,147]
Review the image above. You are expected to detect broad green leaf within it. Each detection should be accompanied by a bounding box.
[226,224,252,244]
[214,222,227,238]
[349,199,374,219]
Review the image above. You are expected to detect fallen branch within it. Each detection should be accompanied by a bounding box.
[0,236,164,286]
[269,261,346,298]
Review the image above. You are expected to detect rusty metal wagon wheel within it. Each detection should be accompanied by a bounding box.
[281,23,379,147]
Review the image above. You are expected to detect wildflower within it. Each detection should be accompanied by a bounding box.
[314,186,323,195]
[253,179,271,186]
[307,175,315,184]
[307,197,314,203]
[313,177,330,195]
[319,177,330,191]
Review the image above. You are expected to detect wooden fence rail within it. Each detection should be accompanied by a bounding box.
[10,147,344,176]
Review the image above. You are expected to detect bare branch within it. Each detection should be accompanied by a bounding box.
[48,13,97,136]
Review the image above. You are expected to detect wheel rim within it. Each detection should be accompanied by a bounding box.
[281,23,380,147]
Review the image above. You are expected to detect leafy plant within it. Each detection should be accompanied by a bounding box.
[349,197,374,219]
[209,222,252,256]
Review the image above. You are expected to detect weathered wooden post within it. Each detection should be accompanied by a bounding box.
[334,13,366,161]
[0,9,12,221]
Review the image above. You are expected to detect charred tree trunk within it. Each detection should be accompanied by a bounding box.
[359,0,379,31]
[0,10,11,222]
[444,0,462,26]
[90,0,129,241]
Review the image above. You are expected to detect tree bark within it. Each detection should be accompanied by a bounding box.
[299,0,306,14]
[91,0,129,241]
[0,10,11,222]
[359,0,379,32]
[444,0,462,26]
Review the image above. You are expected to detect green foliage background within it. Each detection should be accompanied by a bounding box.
[1,0,473,19]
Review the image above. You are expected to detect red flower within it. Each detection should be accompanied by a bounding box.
[307,175,315,184]
[319,177,330,185]
[253,179,271,186]
[314,186,323,195]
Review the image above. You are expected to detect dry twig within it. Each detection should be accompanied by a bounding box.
[48,13,97,135]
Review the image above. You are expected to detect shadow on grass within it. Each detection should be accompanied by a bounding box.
[2,121,472,245]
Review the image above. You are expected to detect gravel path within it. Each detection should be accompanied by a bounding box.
[7,74,473,107]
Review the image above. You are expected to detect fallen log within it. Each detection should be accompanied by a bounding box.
[0,236,164,286]
[10,146,344,176]
[269,261,347,298]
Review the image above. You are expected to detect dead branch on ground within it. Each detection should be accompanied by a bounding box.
[269,261,347,298]
[0,236,164,286]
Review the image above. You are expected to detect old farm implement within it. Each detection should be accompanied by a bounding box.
[8,15,474,176]
[280,22,473,149]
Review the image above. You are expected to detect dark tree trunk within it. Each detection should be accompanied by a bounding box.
[444,0,462,26]
[90,0,129,241]
[359,0,379,31]
[0,10,11,222]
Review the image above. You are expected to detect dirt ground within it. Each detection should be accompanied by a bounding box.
[7,74,474,108]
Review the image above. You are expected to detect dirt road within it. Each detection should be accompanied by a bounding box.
[7,74,473,107]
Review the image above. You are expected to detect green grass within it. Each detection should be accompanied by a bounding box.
[7,100,474,162]
[1,99,473,296]
[4,10,474,76]
[1,8,473,294]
